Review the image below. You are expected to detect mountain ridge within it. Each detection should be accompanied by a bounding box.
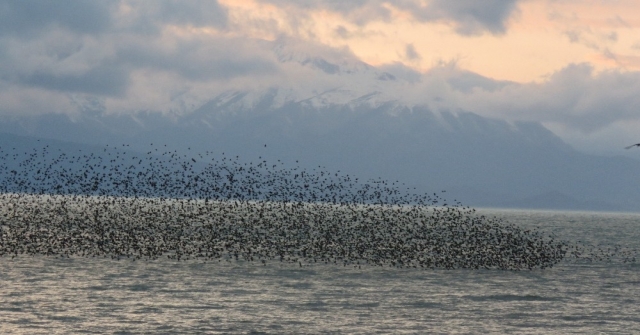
[0,87,638,212]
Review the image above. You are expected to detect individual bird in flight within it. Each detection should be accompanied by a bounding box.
[625,143,640,149]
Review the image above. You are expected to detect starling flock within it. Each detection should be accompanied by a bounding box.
[0,144,632,269]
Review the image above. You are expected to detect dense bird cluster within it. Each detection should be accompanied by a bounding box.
[0,144,598,270]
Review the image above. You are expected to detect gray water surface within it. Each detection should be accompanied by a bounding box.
[1,209,639,334]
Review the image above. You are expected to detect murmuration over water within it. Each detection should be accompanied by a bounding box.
[0,194,567,269]
[0,144,627,270]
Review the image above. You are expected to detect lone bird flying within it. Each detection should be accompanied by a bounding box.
[625,143,640,149]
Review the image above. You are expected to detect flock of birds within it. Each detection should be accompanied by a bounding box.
[0,143,636,269]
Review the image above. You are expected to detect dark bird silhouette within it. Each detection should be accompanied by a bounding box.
[625,143,640,149]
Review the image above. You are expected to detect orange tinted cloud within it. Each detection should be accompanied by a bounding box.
[219,0,640,83]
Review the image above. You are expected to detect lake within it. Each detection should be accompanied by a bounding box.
[1,208,639,334]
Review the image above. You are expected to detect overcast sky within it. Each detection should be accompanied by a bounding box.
[1,0,639,155]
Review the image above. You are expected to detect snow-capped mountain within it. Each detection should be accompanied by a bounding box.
[2,84,639,212]
[1,47,639,211]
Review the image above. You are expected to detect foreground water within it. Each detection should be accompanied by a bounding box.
[1,208,639,334]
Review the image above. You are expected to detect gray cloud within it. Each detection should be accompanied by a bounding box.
[463,63,640,133]
[369,61,640,154]
[16,62,129,96]
[405,43,420,60]
[0,0,259,100]
[116,36,278,81]
[156,0,227,28]
[564,30,581,43]
[263,0,375,13]
[0,0,116,37]
[537,64,640,133]
[335,25,350,39]
[444,70,512,94]
[377,62,422,83]
[0,33,278,98]
[260,0,391,25]
[399,0,521,35]
[0,29,131,97]
[258,0,522,35]
[122,0,228,35]
[332,25,380,40]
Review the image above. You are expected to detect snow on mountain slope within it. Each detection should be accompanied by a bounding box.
[1,44,639,211]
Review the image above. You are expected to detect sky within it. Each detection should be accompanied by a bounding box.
[1,0,639,156]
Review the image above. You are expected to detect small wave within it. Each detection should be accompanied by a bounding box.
[465,294,564,302]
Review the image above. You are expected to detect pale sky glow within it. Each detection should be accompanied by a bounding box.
[0,0,639,155]
[218,0,640,82]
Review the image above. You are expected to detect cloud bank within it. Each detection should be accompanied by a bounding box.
[0,0,639,155]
